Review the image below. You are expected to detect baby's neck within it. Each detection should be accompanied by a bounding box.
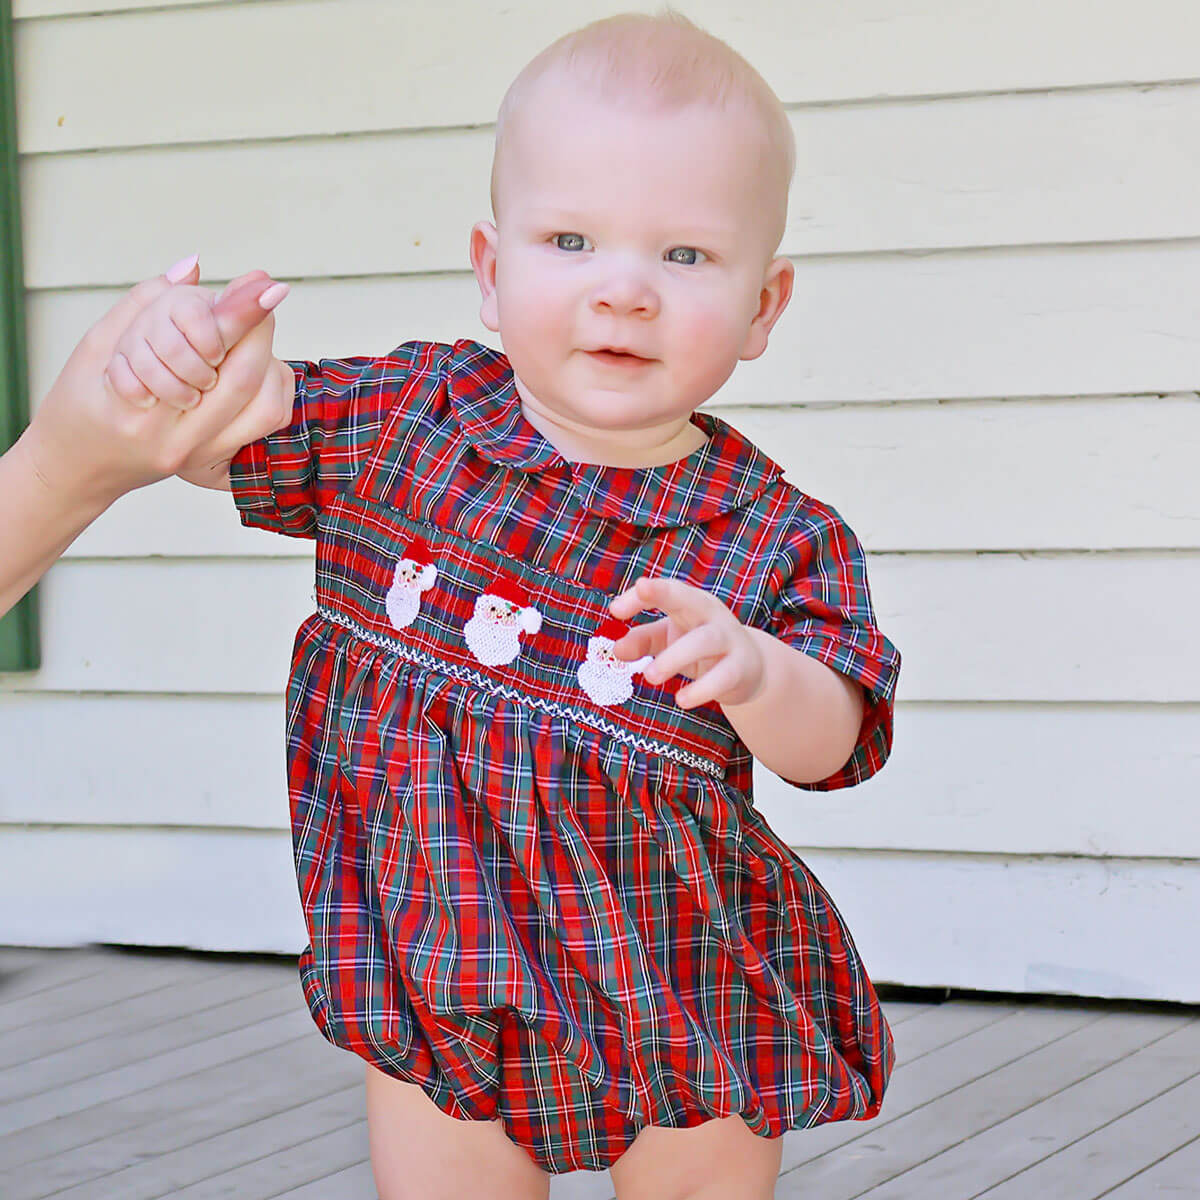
[519,404,709,469]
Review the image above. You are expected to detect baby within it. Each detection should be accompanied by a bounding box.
[103,10,901,1199]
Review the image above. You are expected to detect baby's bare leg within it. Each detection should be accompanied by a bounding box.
[609,1114,783,1200]
[364,1064,551,1200]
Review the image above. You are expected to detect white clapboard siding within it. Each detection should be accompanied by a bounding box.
[5,694,1199,862]
[4,553,1198,700]
[20,83,1200,290]
[5,0,1199,1002]
[24,243,1200,413]
[13,0,1200,152]
[803,850,1200,1004]
[0,828,308,954]
[0,694,290,830]
[51,395,1200,559]
[1,827,1195,1003]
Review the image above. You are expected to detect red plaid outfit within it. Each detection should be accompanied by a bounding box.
[229,337,902,1173]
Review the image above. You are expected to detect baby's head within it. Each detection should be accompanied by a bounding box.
[469,10,796,456]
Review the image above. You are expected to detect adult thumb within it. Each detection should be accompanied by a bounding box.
[209,275,290,354]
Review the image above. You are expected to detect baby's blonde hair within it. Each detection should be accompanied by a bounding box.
[490,8,795,257]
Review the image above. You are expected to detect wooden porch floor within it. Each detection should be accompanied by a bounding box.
[1,945,1197,1199]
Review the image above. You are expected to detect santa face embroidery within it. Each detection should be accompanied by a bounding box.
[463,583,543,667]
[385,539,438,631]
[578,618,655,707]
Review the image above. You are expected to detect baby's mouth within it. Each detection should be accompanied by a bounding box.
[586,349,654,367]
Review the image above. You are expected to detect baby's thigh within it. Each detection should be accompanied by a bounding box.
[364,1064,550,1200]
[609,1114,783,1200]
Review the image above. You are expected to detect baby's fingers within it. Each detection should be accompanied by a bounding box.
[104,351,157,410]
[613,615,671,660]
[210,275,289,351]
[117,334,205,412]
[146,295,225,395]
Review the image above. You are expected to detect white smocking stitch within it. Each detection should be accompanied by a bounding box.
[315,605,725,778]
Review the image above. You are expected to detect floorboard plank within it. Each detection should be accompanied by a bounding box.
[775,1005,1100,1187]
[163,1118,371,1199]
[978,1070,1200,1198]
[0,1034,360,1187]
[0,953,222,1034]
[852,1015,1200,1198]
[888,1000,1017,1063]
[269,1159,378,1199]
[880,1000,935,1027]
[0,947,111,1004]
[0,960,288,1064]
[0,1007,319,1138]
[1098,1132,1200,1198]
[0,979,304,1102]
[789,1009,1193,1198]
[27,1085,364,1200]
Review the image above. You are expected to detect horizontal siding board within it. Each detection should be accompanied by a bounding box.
[755,703,1200,859]
[2,551,1197,700]
[13,1,1200,151]
[4,695,1199,861]
[20,84,1200,286]
[0,827,307,954]
[806,849,1200,1003]
[24,243,1200,413]
[2,829,1195,1001]
[0,694,289,829]
[49,396,1200,558]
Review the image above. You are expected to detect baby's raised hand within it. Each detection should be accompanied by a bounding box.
[608,575,768,710]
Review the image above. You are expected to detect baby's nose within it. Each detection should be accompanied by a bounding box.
[589,270,659,318]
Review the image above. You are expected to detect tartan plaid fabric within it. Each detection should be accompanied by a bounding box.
[230,337,902,1173]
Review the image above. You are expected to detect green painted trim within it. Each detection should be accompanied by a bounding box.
[0,0,39,671]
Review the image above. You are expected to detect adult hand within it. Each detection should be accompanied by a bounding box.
[0,256,290,618]
[19,255,288,507]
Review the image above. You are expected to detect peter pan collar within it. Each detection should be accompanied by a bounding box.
[444,338,784,529]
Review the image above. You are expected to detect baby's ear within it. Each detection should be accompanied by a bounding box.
[469,221,500,332]
[741,256,794,360]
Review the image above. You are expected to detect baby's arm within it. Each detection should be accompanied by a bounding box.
[610,502,901,792]
[719,629,866,782]
[608,574,868,784]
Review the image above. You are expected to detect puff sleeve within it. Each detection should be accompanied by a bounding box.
[761,498,901,791]
[229,343,420,538]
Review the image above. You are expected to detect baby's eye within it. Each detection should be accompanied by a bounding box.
[554,233,592,252]
[666,246,706,265]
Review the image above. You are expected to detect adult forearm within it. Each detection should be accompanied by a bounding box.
[721,625,865,784]
[0,432,112,617]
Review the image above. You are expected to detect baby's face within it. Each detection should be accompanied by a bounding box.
[472,75,792,451]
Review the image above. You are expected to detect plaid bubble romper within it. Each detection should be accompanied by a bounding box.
[229,338,902,1174]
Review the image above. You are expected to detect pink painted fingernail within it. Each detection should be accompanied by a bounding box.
[258,282,290,311]
[165,253,199,283]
